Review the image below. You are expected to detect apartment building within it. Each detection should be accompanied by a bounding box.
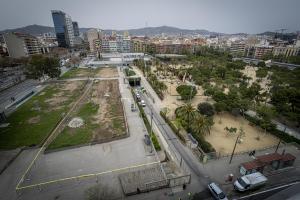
[230,41,246,56]
[131,39,147,53]
[86,29,101,52]
[254,45,273,59]
[3,32,42,58]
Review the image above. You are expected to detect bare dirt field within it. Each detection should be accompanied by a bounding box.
[94,67,118,78]
[206,113,278,156]
[48,80,126,149]
[91,79,125,140]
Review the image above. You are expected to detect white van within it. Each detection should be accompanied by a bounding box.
[234,172,267,192]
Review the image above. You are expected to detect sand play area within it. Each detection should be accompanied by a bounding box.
[206,113,278,156]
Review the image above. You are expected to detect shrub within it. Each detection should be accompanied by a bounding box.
[197,102,215,117]
[160,111,186,143]
[176,85,197,100]
[150,133,161,151]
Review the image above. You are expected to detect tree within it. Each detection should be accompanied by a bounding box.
[257,61,266,68]
[175,103,196,131]
[224,126,237,136]
[214,102,227,114]
[176,85,197,100]
[25,55,61,80]
[191,113,214,136]
[216,66,226,79]
[197,102,215,117]
[256,105,276,134]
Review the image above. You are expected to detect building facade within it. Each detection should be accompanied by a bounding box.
[86,29,101,53]
[3,32,41,58]
[51,10,75,48]
[72,21,80,37]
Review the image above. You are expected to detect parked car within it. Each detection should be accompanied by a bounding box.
[144,135,151,145]
[140,100,146,107]
[208,182,228,200]
[131,103,136,112]
[234,172,267,192]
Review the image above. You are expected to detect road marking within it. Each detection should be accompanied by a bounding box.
[16,161,160,190]
[237,181,300,199]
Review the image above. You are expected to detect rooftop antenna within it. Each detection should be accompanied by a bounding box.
[145,21,148,38]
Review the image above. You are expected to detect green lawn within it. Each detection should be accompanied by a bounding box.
[47,102,99,150]
[0,83,84,150]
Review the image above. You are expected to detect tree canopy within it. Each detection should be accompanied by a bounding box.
[25,55,61,79]
[176,85,197,100]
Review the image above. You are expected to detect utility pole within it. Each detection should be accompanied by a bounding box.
[229,134,240,164]
[150,109,153,135]
[275,138,281,153]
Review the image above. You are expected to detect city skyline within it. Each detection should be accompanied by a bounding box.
[0,0,300,34]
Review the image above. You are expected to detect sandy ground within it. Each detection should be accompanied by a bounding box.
[206,113,278,156]
[91,80,125,140]
[152,64,278,155]
[94,67,118,78]
[240,65,272,93]
[160,78,214,119]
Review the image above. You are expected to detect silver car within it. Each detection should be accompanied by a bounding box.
[208,182,228,200]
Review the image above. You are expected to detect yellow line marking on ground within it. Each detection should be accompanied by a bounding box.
[16,161,159,190]
[15,81,93,190]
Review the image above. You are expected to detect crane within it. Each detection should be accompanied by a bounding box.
[274,29,287,39]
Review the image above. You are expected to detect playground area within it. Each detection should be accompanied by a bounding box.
[206,112,279,156]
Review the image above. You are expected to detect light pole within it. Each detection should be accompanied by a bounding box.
[229,133,241,164]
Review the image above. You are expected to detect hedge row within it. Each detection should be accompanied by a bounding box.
[245,114,300,145]
[151,133,161,151]
[190,131,215,153]
[160,111,186,143]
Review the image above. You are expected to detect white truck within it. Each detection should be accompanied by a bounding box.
[234,172,267,192]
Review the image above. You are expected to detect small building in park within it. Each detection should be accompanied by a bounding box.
[239,152,296,175]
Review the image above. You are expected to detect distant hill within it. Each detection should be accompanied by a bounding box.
[1,24,299,37]
[0,24,221,36]
[0,24,54,36]
[103,26,221,36]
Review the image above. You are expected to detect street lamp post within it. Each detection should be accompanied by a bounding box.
[229,133,241,164]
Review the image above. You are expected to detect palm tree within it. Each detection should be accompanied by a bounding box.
[175,103,196,131]
[191,113,213,136]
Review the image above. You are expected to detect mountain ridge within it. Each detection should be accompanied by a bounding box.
[0,24,221,36]
[1,24,298,36]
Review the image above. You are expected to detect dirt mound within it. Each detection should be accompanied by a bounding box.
[68,117,84,128]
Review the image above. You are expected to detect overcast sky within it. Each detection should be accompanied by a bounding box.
[1,0,299,34]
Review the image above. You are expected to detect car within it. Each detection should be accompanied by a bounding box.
[131,103,136,112]
[208,182,228,200]
[140,100,146,107]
